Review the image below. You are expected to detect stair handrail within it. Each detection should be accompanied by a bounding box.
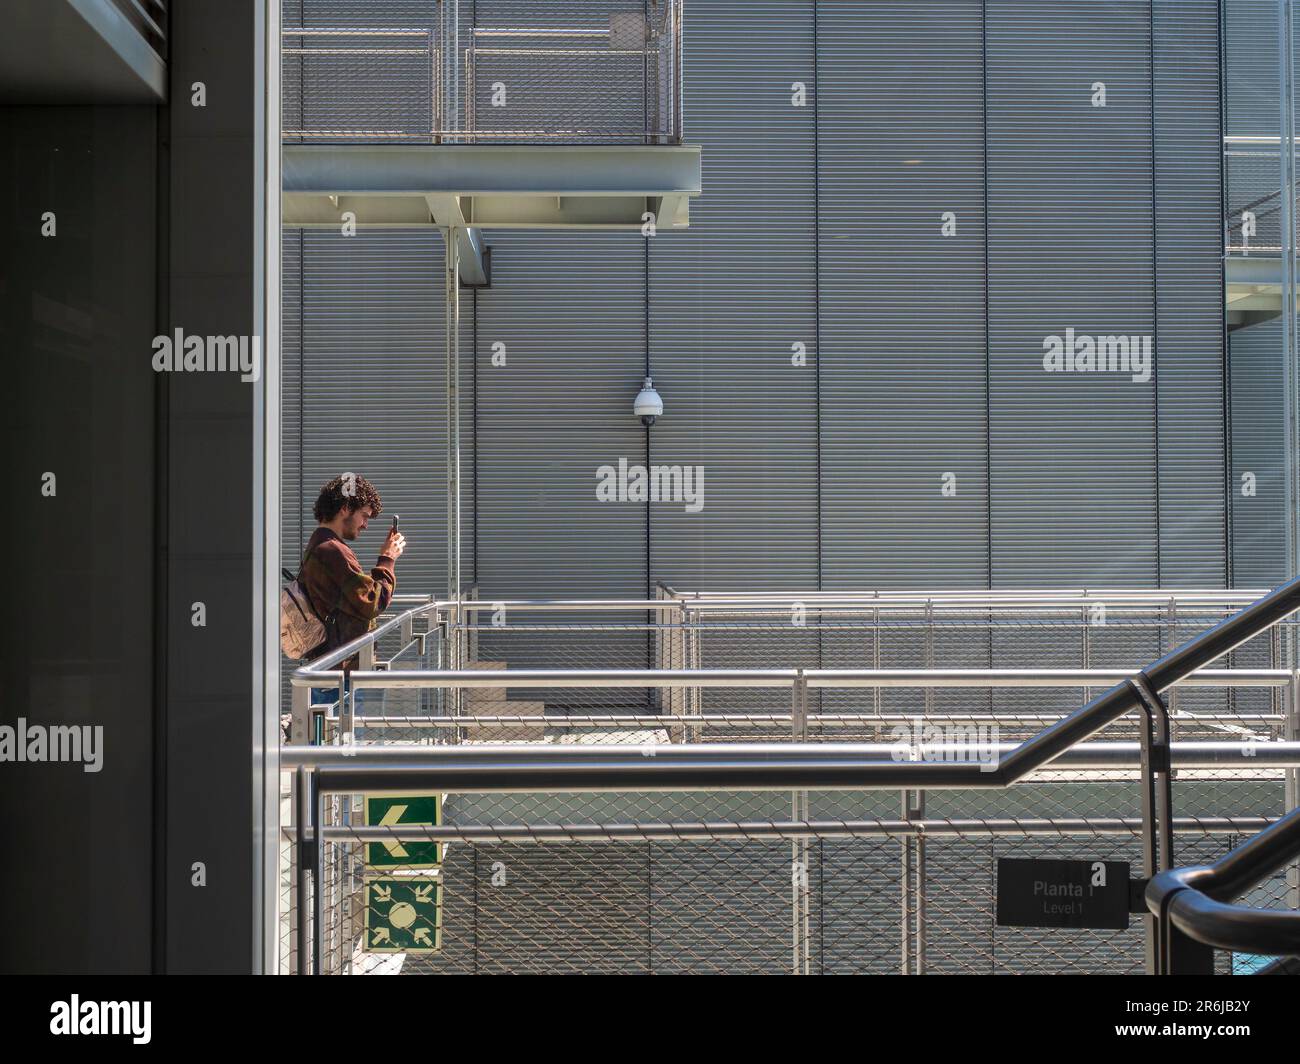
[1144,805,1300,957]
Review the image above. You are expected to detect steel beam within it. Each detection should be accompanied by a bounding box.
[282,143,700,232]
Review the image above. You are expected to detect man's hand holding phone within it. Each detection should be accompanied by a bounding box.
[381,515,406,561]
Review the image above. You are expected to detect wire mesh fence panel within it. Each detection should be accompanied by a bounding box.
[282,589,1300,973]
[282,27,439,141]
[466,1,678,143]
[296,820,1285,974]
[1226,144,1285,255]
[280,2,681,143]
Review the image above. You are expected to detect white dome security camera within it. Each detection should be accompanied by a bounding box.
[634,376,663,426]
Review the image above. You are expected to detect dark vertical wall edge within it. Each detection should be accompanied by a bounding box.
[152,90,171,975]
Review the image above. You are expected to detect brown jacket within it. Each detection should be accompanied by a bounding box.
[300,527,396,667]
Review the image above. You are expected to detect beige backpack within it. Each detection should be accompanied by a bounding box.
[280,570,325,660]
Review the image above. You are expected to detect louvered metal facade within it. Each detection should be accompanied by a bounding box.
[1223,0,1291,590]
[282,1,1234,604]
[1229,319,1289,587]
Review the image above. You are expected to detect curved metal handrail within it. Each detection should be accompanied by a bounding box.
[1145,806,1300,956]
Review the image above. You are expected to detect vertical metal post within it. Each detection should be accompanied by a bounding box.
[467,586,480,666]
[312,770,324,974]
[791,670,810,975]
[452,0,460,138]
[899,789,925,975]
[1131,674,1175,973]
[642,0,649,144]
[675,0,682,141]
[1289,668,1300,908]
[290,682,312,746]
[924,600,934,719]
[913,791,927,975]
[689,605,702,722]
[872,605,881,718]
[447,600,461,722]
[1081,603,1091,704]
[1166,599,1178,717]
[295,765,309,975]
[434,21,444,141]
[900,791,911,976]
[445,225,462,603]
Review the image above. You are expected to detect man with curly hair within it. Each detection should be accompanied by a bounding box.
[299,472,406,669]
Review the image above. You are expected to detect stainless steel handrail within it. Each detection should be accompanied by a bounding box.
[291,590,1293,686]
[338,666,1289,691]
[283,739,1300,772]
[1145,805,1300,956]
[318,816,1277,845]
[289,576,1300,787]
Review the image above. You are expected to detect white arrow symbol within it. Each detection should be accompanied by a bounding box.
[413,884,434,903]
[371,927,391,945]
[373,885,392,903]
[413,928,431,945]
[378,805,409,858]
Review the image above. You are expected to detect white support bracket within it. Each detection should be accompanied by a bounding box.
[425,194,490,286]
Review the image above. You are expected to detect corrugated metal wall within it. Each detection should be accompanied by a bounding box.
[1229,319,1288,587]
[647,0,818,593]
[1155,0,1231,586]
[1223,1,1289,590]
[283,0,1229,604]
[986,0,1158,588]
[818,1,989,590]
[280,228,472,595]
[472,233,647,600]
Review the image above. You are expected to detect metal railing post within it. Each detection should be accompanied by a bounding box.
[791,669,810,975]
[1130,672,1175,974]
[900,790,911,976]
[312,768,324,975]
[295,764,310,976]
[1289,668,1300,909]
[467,585,479,665]
[1081,603,1091,704]
[924,601,934,719]
[689,604,702,725]
[1166,598,1178,718]
[913,790,927,975]
[872,605,881,718]
[291,683,312,747]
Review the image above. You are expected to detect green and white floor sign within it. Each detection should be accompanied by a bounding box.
[364,876,441,953]
[364,792,442,869]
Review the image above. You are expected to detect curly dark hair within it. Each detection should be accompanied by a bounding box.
[313,473,383,523]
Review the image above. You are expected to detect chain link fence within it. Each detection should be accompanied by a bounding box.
[281,589,1300,974]
[1224,137,1296,258]
[281,2,681,144]
[282,816,1298,975]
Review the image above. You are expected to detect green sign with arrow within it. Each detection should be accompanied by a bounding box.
[364,876,442,953]
[364,792,442,870]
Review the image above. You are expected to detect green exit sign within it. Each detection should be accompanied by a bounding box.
[364,876,442,953]
[364,793,442,870]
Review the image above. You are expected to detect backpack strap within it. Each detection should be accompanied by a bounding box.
[299,540,348,633]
